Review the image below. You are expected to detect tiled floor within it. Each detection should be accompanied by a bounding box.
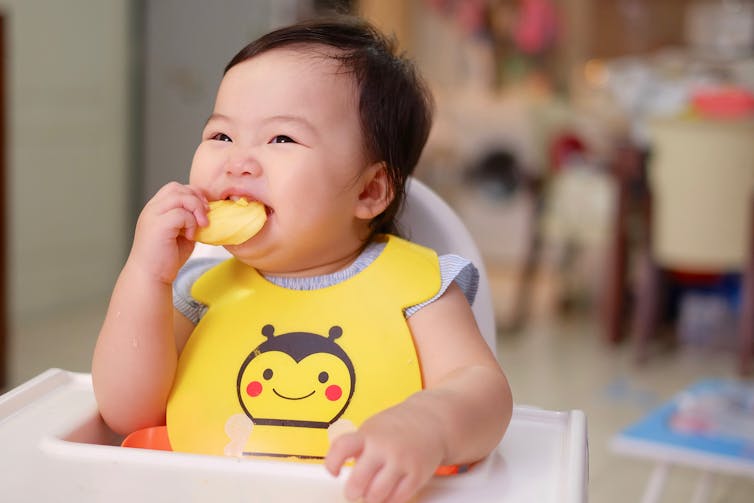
[5,288,754,502]
[499,313,754,502]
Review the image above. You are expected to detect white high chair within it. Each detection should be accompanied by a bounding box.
[0,178,587,502]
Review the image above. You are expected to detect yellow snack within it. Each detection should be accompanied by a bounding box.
[195,198,266,245]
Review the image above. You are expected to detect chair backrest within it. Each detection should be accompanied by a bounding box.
[191,177,497,351]
[398,178,496,350]
[648,118,754,270]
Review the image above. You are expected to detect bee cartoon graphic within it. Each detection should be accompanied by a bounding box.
[237,324,355,430]
[220,324,356,459]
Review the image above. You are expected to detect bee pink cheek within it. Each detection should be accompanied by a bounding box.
[246,381,263,397]
[325,385,342,401]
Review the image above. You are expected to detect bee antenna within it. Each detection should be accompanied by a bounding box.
[328,326,343,340]
[261,324,275,339]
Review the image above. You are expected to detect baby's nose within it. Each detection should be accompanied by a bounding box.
[226,150,262,177]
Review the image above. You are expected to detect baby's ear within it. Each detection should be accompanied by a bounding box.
[355,162,392,220]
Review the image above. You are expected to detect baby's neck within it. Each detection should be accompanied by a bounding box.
[256,241,369,279]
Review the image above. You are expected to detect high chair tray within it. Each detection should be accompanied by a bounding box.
[0,369,588,502]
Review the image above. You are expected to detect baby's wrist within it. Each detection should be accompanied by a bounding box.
[123,254,176,287]
[403,391,452,462]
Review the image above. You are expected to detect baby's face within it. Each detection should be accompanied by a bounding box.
[189,47,374,275]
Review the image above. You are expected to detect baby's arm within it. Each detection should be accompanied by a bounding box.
[325,282,512,503]
[92,183,207,435]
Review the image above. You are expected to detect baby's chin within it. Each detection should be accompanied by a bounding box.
[222,236,285,272]
[225,222,367,277]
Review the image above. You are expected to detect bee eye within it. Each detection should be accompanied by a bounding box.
[263,368,273,380]
[318,371,329,384]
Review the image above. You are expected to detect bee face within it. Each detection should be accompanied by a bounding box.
[239,350,352,423]
[236,325,355,426]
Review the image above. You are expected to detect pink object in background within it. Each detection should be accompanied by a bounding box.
[513,0,559,54]
[692,86,754,119]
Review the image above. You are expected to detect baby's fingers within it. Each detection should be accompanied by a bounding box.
[325,432,363,476]
[343,454,384,503]
[383,474,420,503]
[162,207,202,241]
[148,183,209,223]
[362,467,408,503]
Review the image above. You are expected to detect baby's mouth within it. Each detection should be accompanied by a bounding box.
[224,195,273,217]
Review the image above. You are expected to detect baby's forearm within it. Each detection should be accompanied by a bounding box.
[92,259,178,434]
[410,365,512,465]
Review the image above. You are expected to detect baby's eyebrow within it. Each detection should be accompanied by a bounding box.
[263,114,316,132]
[204,113,315,131]
[204,113,230,126]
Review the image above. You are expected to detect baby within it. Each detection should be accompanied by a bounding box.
[93,16,512,503]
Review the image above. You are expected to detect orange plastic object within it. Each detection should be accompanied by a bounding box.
[120,424,470,476]
[121,425,173,451]
[434,462,476,476]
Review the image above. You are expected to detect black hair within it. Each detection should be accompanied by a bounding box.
[225,16,434,237]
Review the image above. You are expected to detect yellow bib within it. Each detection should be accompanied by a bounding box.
[166,235,440,461]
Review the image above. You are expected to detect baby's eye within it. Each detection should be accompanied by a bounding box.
[269,135,295,144]
[211,133,232,142]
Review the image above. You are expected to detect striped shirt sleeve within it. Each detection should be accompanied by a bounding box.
[404,254,479,318]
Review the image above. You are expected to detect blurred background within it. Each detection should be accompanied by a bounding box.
[0,0,753,501]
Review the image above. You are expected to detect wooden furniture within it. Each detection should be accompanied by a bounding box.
[602,143,651,344]
[0,15,7,391]
[603,118,754,374]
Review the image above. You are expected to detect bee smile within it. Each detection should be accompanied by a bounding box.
[272,389,315,400]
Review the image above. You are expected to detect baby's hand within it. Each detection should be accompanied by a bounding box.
[129,182,209,283]
[325,403,446,503]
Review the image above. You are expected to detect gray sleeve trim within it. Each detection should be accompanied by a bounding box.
[172,253,479,322]
[172,257,224,324]
[404,254,479,318]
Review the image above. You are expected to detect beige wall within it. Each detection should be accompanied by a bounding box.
[358,0,411,50]
[0,0,133,320]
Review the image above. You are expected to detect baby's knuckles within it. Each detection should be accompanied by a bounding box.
[353,414,443,502]
[362,453,424,503]
[130,183,199,284]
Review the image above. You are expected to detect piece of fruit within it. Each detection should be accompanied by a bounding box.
[194,198,266,245]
